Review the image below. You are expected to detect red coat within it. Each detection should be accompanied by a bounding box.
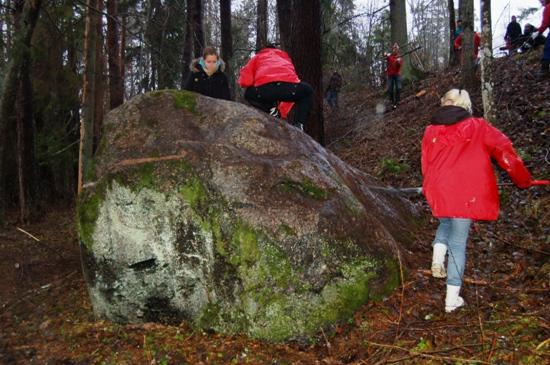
[238,48,300,88]
[454,32,481,58]
[422,110,532,221]
[386,54,402,76]
[538,3,550,33]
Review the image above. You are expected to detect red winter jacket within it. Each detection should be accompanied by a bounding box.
[386,54,402,76]
[454,32,481,58]
[238,48,300,88]
[421,106,532,221]
[538,3,550,33]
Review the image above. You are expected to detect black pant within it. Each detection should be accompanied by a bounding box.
[244,81,313,125]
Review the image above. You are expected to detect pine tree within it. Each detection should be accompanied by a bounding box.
[107,0,124,109]
[0,0,42,219]
[256,0,268,50]
[288,0,324,144]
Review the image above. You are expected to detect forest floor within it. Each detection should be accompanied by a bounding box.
[1,51,549,364]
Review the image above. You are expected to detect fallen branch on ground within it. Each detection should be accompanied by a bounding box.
[417,269,489,285]
[364,340,491,364]
[16,227,40,242]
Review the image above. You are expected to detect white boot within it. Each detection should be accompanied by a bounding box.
[431,243,447,278]
[445,285,465,312]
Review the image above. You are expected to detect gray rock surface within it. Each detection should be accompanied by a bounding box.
[77,90,420,342]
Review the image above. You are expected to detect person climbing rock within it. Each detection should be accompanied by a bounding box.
[184,46,231,100]
[505,16,523,53]
[385,43,402,110]
[421,89,546,313]
[238,44,313,131]
[325,71,343,111]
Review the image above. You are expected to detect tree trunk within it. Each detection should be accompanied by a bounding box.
[220,0,234,99]
[448,0,458,66]
[0,1,4,70]
[389,0,410,78]
[94,0,105,151]
[107,0,123,109]
[5,0,12,51]
[120,11,126,100]
[480,0,494,122]
[13,0,38,222]
[0,0,41,220]
[276,0,292,51]
[15,56,35,222]
[256,0,268,50]
[193,0,204,56]
[182,0,195,86]
[288,0,324,145]
[78,0,99,195]
[146,0,158,90]
[459,0,475,89]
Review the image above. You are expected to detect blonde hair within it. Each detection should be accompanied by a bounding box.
[441,89,472,113]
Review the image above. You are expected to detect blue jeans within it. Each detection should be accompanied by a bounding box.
[432,218,472,286]
[387,76,401,104]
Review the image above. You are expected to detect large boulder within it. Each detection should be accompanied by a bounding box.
[77,90,419,342]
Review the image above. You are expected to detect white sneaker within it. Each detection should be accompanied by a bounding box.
[431,263,447,278]
[445,285,465,312]
[269,107,281,118]
[431,243,447,278]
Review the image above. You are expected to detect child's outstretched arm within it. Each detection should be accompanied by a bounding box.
[482,121,533,188]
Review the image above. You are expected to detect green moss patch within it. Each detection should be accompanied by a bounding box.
[77,179,111,250]
[278,178,329,201]
[149,90,198,114]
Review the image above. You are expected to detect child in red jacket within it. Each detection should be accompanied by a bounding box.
[422,89,546,312]
[385,43,402,110]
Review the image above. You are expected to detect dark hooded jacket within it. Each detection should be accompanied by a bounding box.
[184,58,231,100]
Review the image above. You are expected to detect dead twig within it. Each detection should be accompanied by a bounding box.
[365,341,491,364]
[393,249,405,343]
[320,327,332,356]
[487,333,498,363]
[417,269,489,285]
[16,227,40,242]
[116,152,188,168]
